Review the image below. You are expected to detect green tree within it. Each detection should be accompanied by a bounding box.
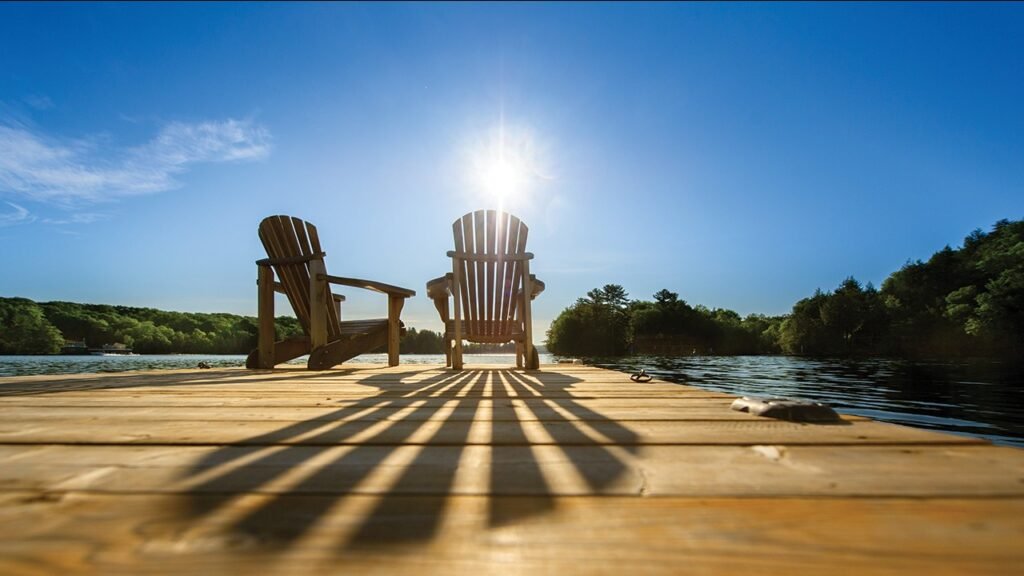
[0,298,64,354]
[548,285,632,356]
[586,284,630,309]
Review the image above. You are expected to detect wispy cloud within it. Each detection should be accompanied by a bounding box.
[41,212,109,225]
[0,118,271,207]
[22,95,54,111]
[0,201,35,226]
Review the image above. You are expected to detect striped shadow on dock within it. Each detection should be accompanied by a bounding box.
[1,364,1022,575]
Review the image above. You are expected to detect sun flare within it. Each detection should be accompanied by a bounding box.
[481,156,525,202]
[466,122,550,211]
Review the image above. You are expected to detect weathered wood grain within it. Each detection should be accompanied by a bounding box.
[0,402,871,422]
[0,363,1021,575]
[0,493,1021,576]
[0,417,972,446]
[1,443,1021,496]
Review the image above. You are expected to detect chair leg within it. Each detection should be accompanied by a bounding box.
[308,259,329,358]
[387,296,404,367]
[452,338,463,370]
[444,336,452,367]
[256,265,276,369]
[452,258,463,370]
[521,261,536,370]
[516,342,524,369]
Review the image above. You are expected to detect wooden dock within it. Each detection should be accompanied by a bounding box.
[1,364,1022,575]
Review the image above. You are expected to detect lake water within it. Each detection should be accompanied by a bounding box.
[2,353,1021,448]
[0,353,557,376]
[589,356,1024,448]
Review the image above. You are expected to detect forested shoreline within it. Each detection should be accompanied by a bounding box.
[3,218,1021,359]
[0,299,418,355]
[547,218,1023,359]
[0,298,514,356]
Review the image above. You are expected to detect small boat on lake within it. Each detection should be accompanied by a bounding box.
[89,344,133,356]
[59,341,134,355]
[59,341,89,355]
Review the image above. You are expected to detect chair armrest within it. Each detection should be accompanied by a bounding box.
[426,274,452,300]
[530,275,545,298]
[321,274,416,298]
[518,275,545,299]
[446,251,534,262]
[257,252,326,266]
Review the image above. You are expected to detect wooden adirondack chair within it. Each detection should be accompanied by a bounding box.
[426,209,545,370]
[246,215,415,370]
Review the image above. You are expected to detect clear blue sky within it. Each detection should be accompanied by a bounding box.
[2,3,1022,337]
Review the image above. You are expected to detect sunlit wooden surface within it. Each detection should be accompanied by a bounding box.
[1,364,1022,575]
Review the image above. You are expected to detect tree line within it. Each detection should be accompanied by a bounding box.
[0,297,525,356]
[0,299,449,355]
[548,218,1023,359]
[546,284,785,357]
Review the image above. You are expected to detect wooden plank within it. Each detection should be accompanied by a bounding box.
[494,212,509,338]
[485,210,495,336]
[256,264,276,369]
[0,363,1022,575]
[0,365,823,395]
[0,418,982,446]
[473,210,486,337]
[0,395,845,406]
[461,213,478,339]
[0,388,734,398]
[302,221,342,337]
[0,444,1021,497]
[0,389,804,401]
[291,217,327,335]
[451,220,466,370]
[0,398,758,412]
[0,492,1020,576]
[0,363,634,378]
[307,258,328,352]
[0,373,744,389]
[499,214,516,336]
[0,402,870,422]
[387,297,403,367]
[521,257,536,369]
[505,215,523,335]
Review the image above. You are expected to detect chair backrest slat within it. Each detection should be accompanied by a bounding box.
[493,212,509,336]
[498,213,513,336]
[509,214,527,326]
[485,210,496,337]
[468,213,479,335]
[452,215,471,334]
[258,215,342,339]
[473,211,486,336]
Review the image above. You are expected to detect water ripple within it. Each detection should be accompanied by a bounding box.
[586,355,1024,448]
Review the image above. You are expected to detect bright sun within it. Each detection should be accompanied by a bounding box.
[481,156,525,201]
[467,122,548,209]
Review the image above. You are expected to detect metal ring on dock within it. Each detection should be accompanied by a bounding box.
[630,369,652,383]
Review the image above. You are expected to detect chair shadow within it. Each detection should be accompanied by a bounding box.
[0,367,345,396]
[178,366,638,551]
